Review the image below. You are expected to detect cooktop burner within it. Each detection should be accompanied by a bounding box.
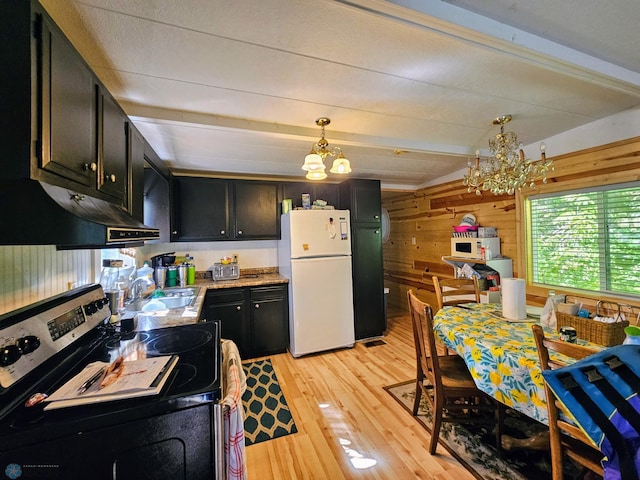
[146,329,213,356]
[103,331,150,350]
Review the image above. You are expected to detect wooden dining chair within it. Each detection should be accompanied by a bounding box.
[432,275,480,311]
[407,289,502,454]
[531,324,604,480]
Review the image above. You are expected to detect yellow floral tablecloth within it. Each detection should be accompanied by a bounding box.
[433,304,551,424]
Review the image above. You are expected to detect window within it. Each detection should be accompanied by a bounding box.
[529,182,640,297]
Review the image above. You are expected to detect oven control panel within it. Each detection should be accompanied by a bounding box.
[0,285,110,389]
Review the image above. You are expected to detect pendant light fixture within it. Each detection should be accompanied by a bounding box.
[302,117,352,180]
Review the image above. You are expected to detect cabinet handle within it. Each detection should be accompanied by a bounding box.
[105,173,117,183]
[254,304,260,309]
[374,215,380,219]
[220,230,226,235]
[237,230,243,236]
[375,230,380,234]
[171,230,178,235]
[83,162,97,172]
[236,306,241,311]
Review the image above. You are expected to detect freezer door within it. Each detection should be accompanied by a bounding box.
[288,256,355,357]
[286,210,351,258]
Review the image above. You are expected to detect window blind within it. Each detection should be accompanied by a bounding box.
[530,183,640,296]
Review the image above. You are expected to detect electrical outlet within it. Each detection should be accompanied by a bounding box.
[411,236,416,245]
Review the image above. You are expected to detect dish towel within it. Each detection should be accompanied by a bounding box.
[221,339,247,480]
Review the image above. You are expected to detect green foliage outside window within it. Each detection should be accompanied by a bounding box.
[530,183,640,296]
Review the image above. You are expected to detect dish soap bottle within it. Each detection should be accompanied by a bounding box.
[137,262,156,295]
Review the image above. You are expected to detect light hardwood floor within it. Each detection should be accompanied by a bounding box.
[244,308,476,480]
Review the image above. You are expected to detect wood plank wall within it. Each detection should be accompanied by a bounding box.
[382,136,640,314]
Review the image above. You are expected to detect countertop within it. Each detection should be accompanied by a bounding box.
[194,272,289,290]
[131,272,289,331]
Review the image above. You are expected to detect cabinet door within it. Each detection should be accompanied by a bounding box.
[203,289,248,356]
[170,176,231,241]
[144,167,170,243]
[340,179,382,224]
[128,123,144,220]
[352,224,386,340]
[250,286,288,356]
[98,89,128,201]
[233,180,280,239]
[4,404,213,480]
[38,16,96,187]
[282,182,340,210]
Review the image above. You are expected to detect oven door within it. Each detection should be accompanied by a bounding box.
[2,403,217,480]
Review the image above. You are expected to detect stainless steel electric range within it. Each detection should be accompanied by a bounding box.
[0,284,222,480]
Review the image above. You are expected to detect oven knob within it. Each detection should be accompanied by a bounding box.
[85,302,98,315]
[16,335,40,354]
[0,344,21,366]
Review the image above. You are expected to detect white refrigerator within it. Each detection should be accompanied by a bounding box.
[278,210,355,357]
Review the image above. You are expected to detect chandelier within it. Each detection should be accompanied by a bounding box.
[301,117,352,180]
[463,115,554,195]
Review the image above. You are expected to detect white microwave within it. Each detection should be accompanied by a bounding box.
[451,237,501,259]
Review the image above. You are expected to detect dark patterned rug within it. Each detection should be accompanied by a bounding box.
[242,358,298,446]
[385,380,600,480]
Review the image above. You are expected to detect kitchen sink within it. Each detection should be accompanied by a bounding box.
[162,287,199,298]
[125,287,199,312]
[158,295,195,309]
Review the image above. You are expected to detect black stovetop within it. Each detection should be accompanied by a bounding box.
[1,319,221,449]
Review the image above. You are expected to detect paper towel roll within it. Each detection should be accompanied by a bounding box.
[502,278,527,320]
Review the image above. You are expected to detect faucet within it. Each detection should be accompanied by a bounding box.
[129,276,154,302]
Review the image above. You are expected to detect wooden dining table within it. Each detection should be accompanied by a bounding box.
[433,303,587,425]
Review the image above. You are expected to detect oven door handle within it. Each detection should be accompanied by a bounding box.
[214,403,226,480]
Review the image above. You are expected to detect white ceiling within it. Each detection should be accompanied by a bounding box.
[40,0,640,189]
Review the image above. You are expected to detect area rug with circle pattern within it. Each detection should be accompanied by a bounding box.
[241,358,298,446]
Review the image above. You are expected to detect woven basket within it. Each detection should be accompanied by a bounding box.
[556,312,628,346]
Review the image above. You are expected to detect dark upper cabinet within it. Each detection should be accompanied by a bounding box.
[128,125,145,221]
[38,13,96,188]
[97,89,128,202]
[170,176,231,242]
[143,141,170,243]
[233,180,280,240]
[29,4,139,208]
[340,179,382,224]
[170,176,281,242]
[281,182,340,210]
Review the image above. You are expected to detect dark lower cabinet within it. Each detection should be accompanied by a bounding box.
[203,288,247,352]
[202,285,289,359]
[250,286,289,356]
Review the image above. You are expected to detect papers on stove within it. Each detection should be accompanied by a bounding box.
[44,355,178,410]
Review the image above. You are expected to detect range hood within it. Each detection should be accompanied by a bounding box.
[0,180,160,248]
